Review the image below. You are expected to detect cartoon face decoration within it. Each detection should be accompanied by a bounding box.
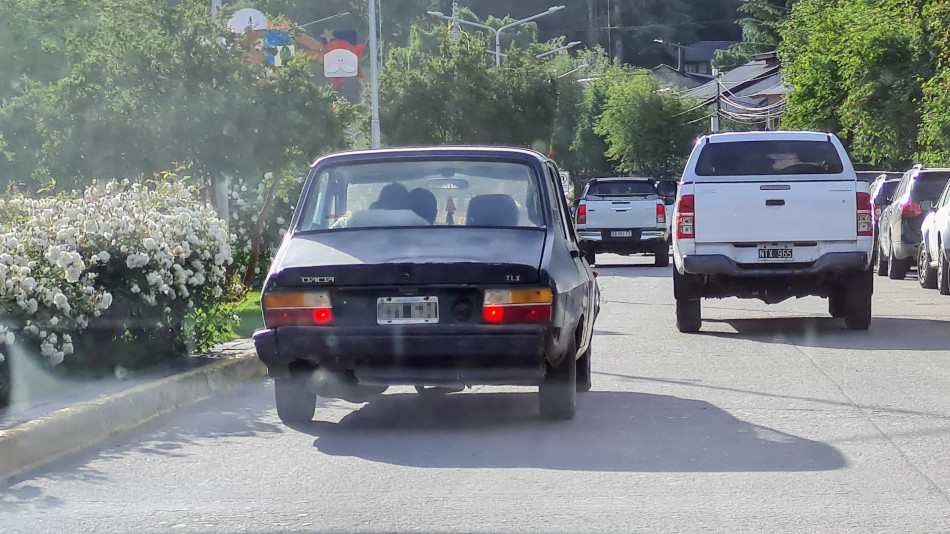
[323,40,365,87]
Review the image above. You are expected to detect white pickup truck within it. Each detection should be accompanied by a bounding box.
[575,177,670,267]
[672,131,874,332]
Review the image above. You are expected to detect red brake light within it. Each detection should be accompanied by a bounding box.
[576,204,587,224]
[857,192,873,236]
[483,304,552,324]
[264,308,334,327]
[656,202,666,224]
[676,194,695,239]
[901,202,923,218]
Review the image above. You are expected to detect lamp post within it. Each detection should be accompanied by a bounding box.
[653,38,687,72]
[537,41,581,58]
[368,0,381,148]
[427,6,565,66]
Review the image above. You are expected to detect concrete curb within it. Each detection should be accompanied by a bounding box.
[0,350,265,483]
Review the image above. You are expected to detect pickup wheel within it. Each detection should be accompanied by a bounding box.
[576,343,592,393]
[828,293,846,318]
[919,245,938,289]
[539,342,577,420]
[675,298,702,333]
[844,269,873,330]
[274,377,317,424]
[939,248,950,295]
[888,246,909,280]
[654,248,670,267]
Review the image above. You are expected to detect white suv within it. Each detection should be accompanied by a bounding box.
[919,180,950,293]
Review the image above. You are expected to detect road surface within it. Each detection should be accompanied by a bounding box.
[3,255,950,532]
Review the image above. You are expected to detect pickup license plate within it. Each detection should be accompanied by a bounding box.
[377,296,439,325]
[611,230,634,238]
[758,245,794,262]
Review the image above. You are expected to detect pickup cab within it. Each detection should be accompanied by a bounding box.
[575,177,669,266]
[672,131,874,332]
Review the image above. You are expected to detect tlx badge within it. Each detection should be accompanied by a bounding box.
[506,275,521,282]
[301,276,335,284]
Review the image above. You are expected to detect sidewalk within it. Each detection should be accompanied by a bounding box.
[0,338,265,481]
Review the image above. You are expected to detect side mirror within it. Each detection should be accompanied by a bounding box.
[655,180,678,198]
[920,200,934,212]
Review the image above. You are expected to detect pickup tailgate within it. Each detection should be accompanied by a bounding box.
[695,180,857,243]
[585,197,657,228]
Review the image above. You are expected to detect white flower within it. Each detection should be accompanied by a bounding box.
[53,293,69,311]
[97,251,111,263]
[143,237,158,250]
[50,316,59,326]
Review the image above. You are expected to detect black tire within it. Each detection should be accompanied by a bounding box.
[584,250,596,266]
[274,378,317,423]
[539,342,577,420]
[844,269,873,330]
[828,293,846,318]
[576,344,592,393]
[877,243,889,277]
[654,249,670,267]
[888,246,908,280]
[675,298,702,333]
[939,247,950,296]
[919,244,938,289]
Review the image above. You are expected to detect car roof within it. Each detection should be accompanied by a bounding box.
[310,146,548,168]
[588,177,654,182]
[702,130,833,143]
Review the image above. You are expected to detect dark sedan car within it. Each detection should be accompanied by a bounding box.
[254,147,599,422]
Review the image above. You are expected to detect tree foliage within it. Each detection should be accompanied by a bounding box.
[714,0,797,70]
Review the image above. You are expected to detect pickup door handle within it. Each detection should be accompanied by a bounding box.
[766,199,785,206]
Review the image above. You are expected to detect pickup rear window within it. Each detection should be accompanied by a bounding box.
[587,182,656,197]
[695,140,845,176]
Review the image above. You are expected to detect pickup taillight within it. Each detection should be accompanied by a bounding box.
[576,203,587,225]
[676,195,695,239]
[656,203,666,225]
[857,192,873,236]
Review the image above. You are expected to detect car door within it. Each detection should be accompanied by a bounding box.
[545,162,595,354]
[883,173,910,252]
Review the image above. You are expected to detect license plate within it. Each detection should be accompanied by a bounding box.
[611,230,633,238]
[377,296,439,325]
[758,245,794,261]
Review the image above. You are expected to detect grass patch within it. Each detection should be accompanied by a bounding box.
[231,291,263,339]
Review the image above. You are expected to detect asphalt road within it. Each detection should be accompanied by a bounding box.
[3,255,950,533]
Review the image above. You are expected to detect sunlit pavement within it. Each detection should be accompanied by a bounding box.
[3,256,950,532]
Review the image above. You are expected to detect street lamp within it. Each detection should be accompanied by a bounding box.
[537,41,581,59]
[368,1,381,148]
[427,5,565,66]
[653,38,687,72]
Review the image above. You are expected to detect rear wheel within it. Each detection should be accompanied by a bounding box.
[675,298,702,333]
[539,342,577,420]
[274,377,317,424]
[576,344,592,393]
[876,243,889,276]
[654,248,670,267]
[844,269,873,330]
[888,246,909,279]
[919,245,938,289]
[828,293,846,318]
[939,248,950,295]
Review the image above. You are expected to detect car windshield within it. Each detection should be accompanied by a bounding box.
[695,140,845,176]
[587,181,656,197]
[874,180,900,203]
[911,172,950,202]
[297,160,544,231]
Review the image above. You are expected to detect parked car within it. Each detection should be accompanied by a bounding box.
[857,170,901,183]
[672,131,874,332]
[919,180,950,293]
[869,173,903,263]
[574,177,670,266]
[878,166,950,279]
[253,147,599,422]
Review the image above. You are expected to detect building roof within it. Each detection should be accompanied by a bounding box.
[652,64,712,89]
[676,55,782,101]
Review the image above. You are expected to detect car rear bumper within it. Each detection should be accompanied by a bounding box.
[681,251,870,277]
[579,228,668,253]
[254,324,547,385]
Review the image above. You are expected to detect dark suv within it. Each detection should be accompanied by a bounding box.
[878,166,950,279]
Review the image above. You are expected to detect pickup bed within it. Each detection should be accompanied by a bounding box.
[672,131,874,332]
[575,177,669,266]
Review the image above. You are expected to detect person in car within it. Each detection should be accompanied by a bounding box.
[408,188,438,224]
[332,182,429,228]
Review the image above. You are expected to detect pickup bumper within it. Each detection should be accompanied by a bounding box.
[254,324,547,386]
[682,251,870,277]
[578,228,668,254]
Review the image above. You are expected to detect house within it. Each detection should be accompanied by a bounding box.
[657,40,737,76]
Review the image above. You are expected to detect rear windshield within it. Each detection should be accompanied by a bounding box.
[695,140,845,176]
[587,181,656,197]
[911,172,950,202]
[297,160,545,231]
[873,181,900,204]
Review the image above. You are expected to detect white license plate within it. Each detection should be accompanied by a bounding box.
[611,230,633,238]
[377,296,439,325]
[758,245,794,261]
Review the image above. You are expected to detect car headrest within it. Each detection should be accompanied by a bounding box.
[466,194,519,227]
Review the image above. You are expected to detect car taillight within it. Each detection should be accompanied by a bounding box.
[901,202,923,218]
[262,291,333,327]
[656,202,666,224]
[576,204,587,224]
[874,206,883,221]
[483,288,552,324]
[857,192,873,236]
[676,194,695,239]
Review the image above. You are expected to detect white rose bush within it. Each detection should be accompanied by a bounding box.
[0,179,243,379]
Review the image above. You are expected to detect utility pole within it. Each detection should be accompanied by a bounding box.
[711,68,721,133]
[369,0,381,148]
[452,0,461,43]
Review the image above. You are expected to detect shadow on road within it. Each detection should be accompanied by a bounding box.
[699,316,950,351]
[291,391,845,473]
[593,264,672,279]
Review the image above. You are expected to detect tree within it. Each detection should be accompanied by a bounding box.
[594,72,706,178]
[714,0,798,70]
